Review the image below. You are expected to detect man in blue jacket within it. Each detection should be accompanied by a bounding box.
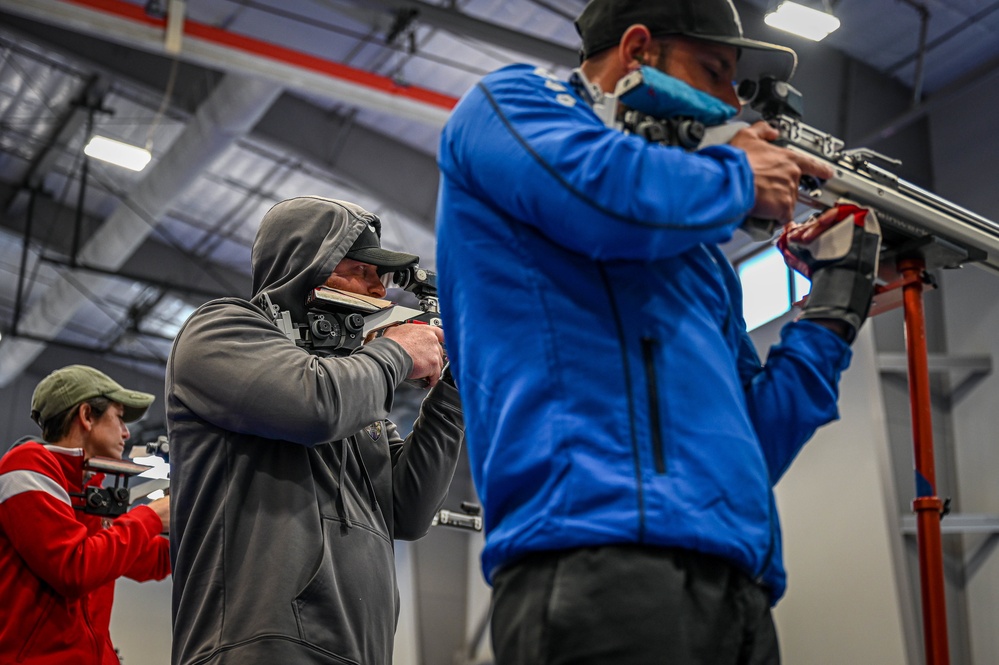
[436,0,880,663]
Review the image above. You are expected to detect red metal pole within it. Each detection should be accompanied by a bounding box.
[898,257,950,665]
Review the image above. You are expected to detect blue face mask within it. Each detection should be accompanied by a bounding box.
[617,65,737,127]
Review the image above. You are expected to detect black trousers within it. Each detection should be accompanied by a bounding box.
[491,544,779,665]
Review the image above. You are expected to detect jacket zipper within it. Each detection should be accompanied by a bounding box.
[81,591,101,662]
[641,338,667,474]
[598,265,646,540]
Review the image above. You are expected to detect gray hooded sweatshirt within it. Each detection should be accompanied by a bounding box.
[166,197,464,665]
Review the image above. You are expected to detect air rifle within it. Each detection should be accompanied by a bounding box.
[266,265,442,357]
[735,77,999,276]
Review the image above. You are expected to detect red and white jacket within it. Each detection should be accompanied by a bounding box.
[0,440,170,664]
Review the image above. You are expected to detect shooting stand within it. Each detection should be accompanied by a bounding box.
[874,247,956,665]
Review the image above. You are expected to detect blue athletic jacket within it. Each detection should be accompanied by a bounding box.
[435,64,852,602]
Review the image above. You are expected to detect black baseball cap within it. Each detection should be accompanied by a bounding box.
[344,221,419,274]
[575,0,798,81]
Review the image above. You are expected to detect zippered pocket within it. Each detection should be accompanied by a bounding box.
[16,590,56,662]
[641,338,666,474]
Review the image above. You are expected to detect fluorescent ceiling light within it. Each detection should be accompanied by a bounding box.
[83,135,152,171]
[765,1,841,42]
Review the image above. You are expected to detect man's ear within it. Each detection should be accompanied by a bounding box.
[77,402,94,432]
[618,24,653,72]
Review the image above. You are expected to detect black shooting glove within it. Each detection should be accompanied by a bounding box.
[778,202,882,343]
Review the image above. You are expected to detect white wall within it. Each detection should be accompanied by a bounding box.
[768,325,909,664]
[939,265,999,665]
[395,542,421,665]
[464,530,492,664]
[111,578,172,665]
[931,70,999,665]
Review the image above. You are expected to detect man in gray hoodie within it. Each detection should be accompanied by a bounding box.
[167,196,464,665]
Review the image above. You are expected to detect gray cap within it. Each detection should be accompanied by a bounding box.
[31,365,155,426]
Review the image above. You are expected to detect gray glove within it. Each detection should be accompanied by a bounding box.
[778,203,882,343]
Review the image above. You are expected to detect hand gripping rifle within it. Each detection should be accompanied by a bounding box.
[735,76,999,276]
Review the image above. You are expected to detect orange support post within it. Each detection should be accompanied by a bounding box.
[898,256,950,665]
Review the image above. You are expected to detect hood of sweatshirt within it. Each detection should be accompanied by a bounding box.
[249,196,379,323]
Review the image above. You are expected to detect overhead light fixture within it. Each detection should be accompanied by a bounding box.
[764,1,841,42]
[83,135,152,171]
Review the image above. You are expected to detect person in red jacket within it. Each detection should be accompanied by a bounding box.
[0,364,171,664]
